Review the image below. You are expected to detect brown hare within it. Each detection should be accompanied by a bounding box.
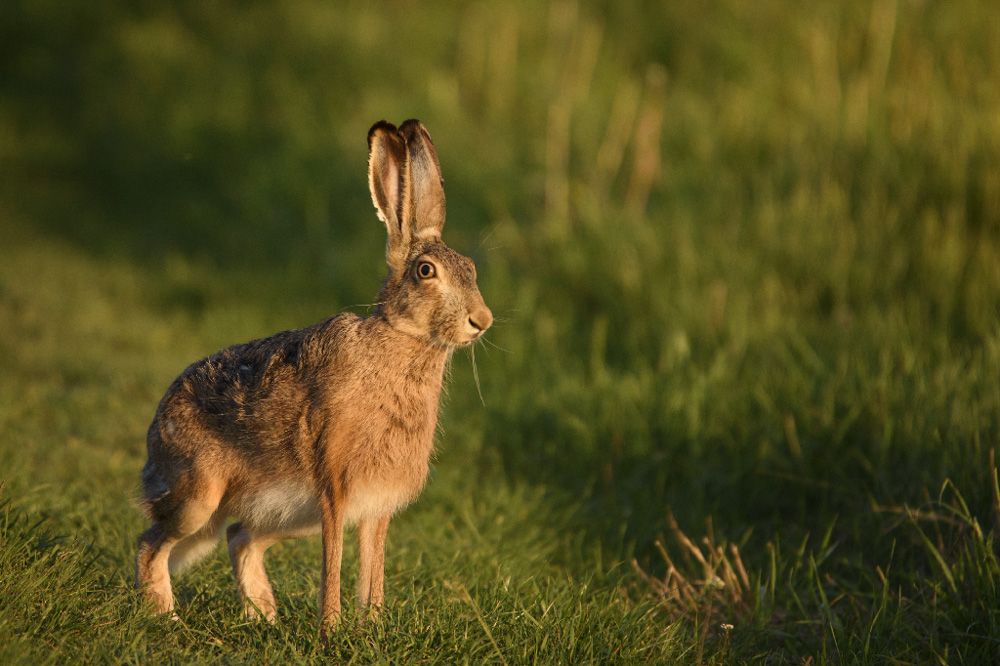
[135,119,492,629]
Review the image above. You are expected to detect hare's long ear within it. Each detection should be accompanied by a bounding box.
[400,119,446,241]
[368,121,413,272]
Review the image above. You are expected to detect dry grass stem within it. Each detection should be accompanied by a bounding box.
[633,510,755,630]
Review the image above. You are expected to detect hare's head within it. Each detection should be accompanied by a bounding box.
[367,120,492,348]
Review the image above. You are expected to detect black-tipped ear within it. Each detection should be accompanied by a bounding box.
[368,121,412,271]
[400,119,446,240]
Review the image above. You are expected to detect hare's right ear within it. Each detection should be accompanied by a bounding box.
[368,121,413,273]
[400,119,446,241]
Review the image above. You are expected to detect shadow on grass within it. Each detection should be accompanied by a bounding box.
[1,1,390,284]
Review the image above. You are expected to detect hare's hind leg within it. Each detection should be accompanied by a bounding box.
[226,518,326,622]
[136,479,226,616]
[168,512,227,573]
[357,515,391,620]
[226,521,281,622]
[136,523,179,615]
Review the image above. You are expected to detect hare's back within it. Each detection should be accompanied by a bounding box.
[154,317,352,455]
[175,330,305,409]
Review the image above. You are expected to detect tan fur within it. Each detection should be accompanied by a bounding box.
[135,120,492,629]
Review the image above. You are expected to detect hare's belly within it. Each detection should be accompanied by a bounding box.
[233,484,323,534]
[232,476,423,531]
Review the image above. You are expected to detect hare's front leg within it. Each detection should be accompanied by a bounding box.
[357,515,391,620]
[226,521,280,622]
[319,490,347,630]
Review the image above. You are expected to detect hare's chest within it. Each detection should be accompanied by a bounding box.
[343,425,434,515]
[343,470,427,524]
[321,370,441,518]
[339,378,441,446]
[338,426,435,524]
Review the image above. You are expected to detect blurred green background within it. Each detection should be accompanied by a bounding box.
[2,0,1000,662]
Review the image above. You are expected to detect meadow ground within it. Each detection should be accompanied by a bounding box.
[2,1,999,663]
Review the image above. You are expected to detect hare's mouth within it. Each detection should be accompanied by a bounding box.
[458,325,488,346]
[443,328,485,348]
[446,334,477,348]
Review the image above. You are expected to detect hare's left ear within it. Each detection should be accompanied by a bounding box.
[400,119,446,241]
[368,121,413,272]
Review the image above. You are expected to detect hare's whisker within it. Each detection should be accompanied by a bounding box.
[470,344,485,407]
[482,336,510,354]
[477,225,497,250]
[345,301,385,313]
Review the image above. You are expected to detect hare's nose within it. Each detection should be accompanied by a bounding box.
[468,307,493,334]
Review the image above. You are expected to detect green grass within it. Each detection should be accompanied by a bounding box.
[2,0,1000,662]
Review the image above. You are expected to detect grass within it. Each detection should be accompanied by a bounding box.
[2,0,1000,662]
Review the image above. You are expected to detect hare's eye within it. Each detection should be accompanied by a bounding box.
[417,262,436,279]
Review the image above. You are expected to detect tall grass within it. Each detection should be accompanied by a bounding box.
[1,0,999,662]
